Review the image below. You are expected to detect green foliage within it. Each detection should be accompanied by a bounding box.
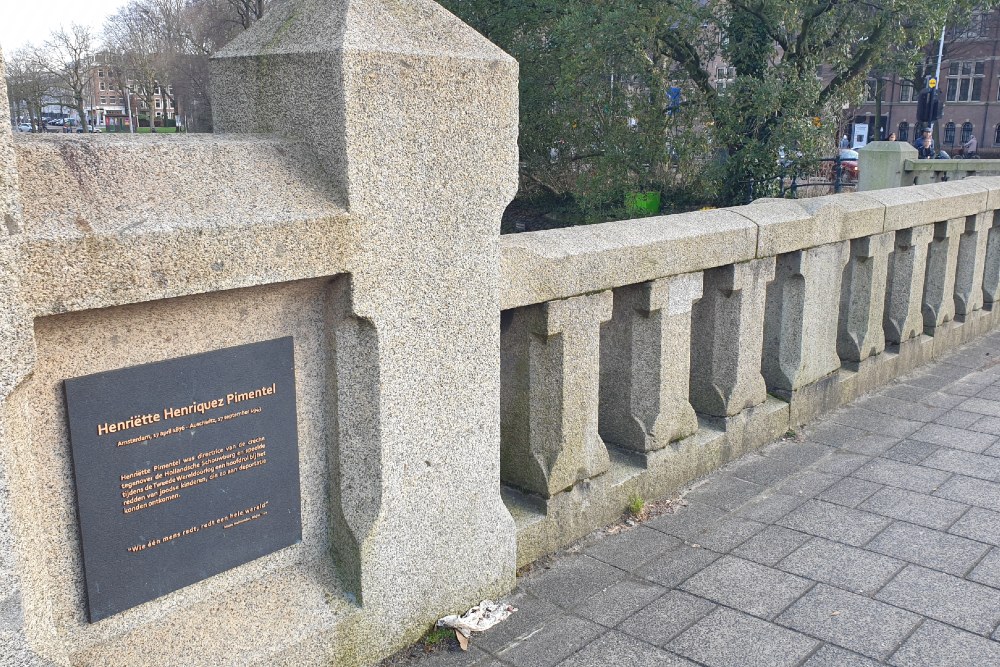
[422,627,454,647]
[627,494,646,518]
[441,0,996,218]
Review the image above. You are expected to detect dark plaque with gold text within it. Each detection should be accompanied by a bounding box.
[64,337,301,621]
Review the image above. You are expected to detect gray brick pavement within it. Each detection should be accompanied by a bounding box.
[385,332,1000,667]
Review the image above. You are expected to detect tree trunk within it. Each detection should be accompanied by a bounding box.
[77,100,88,132]
[873,79,883,141]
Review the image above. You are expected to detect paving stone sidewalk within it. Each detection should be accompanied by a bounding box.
[387,332,1000,667]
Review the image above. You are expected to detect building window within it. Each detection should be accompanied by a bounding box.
[954,11,991,39]
[155,99,161,109]
[899,80,919,102]
[945,122,957,145]
[946,61,985,102]
[155,111,162,118]
[962,122,974,143]
[898,122,910,142]
[100,97,106,105]
[864,79,884,103]
[99,82,105,91]
[994,124,1000,145]
[98,69,104,77]
[715,67,735,91]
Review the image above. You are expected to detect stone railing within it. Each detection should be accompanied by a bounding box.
[859,141,1000,190]
[499,180,1000,564]
[5,2,1000,666]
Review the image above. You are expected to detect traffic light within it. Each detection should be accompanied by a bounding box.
[917,78,943,124]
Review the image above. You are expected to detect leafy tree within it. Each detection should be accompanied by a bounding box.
[441,0,994,217]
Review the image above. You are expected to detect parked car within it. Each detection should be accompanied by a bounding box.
[837,149,859,180]
[75,126,102,133]
[16,123,32,132]
[821,149,859,182]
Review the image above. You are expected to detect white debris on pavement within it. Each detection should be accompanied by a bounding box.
[436,599,516,650]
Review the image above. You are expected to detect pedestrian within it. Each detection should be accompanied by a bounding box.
[840,135,850,149]
[887,132,897,141]
[963,133,978,157]
[914,127,934,159]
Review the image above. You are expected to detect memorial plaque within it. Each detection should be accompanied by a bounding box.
[64,337,301,621]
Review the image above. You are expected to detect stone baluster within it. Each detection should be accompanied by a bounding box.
[922,218,964,334]
[500,292,613,497]
[762,242,850,392]
[839,233,894,363]
[955,213,991,317]
[690,258,775,417]
[982,211,1000,307]
[599,273,703,453]
[884,225,935,345]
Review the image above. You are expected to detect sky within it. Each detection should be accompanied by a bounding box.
[0,0,127,55]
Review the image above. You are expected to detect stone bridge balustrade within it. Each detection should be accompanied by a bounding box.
[982,212,1000,306]
[690,258,774,417]
[885,225,936,345]
[858,141,1000,190]
[956,213,992,317]
[8,4,1000,663]
[839,232,894,364]
[599,273,703,453]
[738,196,880,422]
[500,179,1000,566]
[500,292,613,498]
[922,218,964,334]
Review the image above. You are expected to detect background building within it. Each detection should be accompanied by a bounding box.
[83,53,177,131]
[851,9,1000,154]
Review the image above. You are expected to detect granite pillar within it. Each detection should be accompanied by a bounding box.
[982,211,1000,307]
[763,242,850,392]
[922,218,963,334]
[690,258,776,417]
[839,232,893,363]
[884,225,935,345]
[955,212,991,317]
[501,292,613,497]
[599,273,703,453]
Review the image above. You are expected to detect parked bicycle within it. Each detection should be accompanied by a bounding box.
[955,147,981,159]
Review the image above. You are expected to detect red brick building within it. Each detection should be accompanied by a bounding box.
[851,9,1000,155]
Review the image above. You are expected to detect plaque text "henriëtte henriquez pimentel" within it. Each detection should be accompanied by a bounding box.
[65,337,302,622]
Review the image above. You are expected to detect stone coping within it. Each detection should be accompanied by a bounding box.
[501,177,1000,309]
[7,134,356,316]
[12,134,347,237]
[905,158,1000,172]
